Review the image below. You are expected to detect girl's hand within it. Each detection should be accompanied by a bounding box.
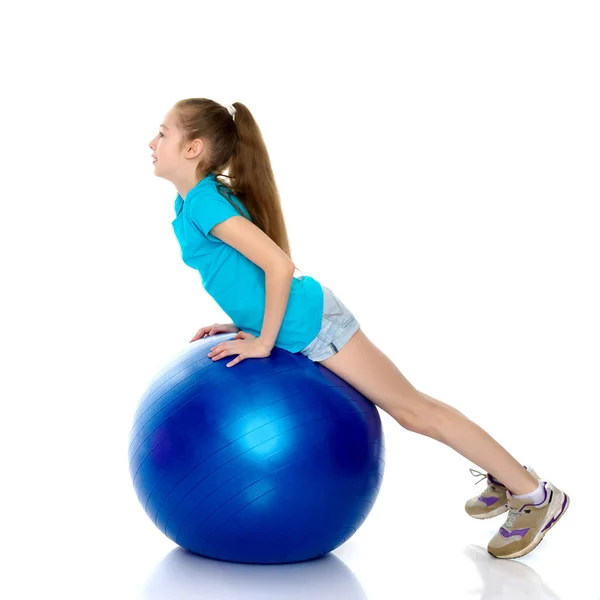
[189,322,240,343]
[207,330,273,367]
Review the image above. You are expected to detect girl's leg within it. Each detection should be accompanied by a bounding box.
[416,390,535,493]
[319,328,540,496]
[417,390,538,494]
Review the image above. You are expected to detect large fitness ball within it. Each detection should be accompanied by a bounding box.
[128,333,385,564]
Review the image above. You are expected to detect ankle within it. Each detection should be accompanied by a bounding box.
[510,472,540,496]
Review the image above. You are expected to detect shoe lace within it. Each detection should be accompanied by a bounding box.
[469,468,488,485]
[502,507,521,530]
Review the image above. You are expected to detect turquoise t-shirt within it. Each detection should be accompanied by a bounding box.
[171,173,324,353]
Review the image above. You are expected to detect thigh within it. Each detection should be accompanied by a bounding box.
[319,328,432,427]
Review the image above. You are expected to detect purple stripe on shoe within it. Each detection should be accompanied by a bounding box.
[500,527,530,539]
[542,493,569,532]
[479,495,499,506]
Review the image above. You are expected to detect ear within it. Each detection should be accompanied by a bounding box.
[187,138,205,159]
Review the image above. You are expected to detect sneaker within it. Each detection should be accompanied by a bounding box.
[465,465,539,519]
[488,480,570,559]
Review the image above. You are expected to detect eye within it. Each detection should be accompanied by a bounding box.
[159,132,164,137]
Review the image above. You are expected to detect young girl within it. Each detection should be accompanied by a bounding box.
[148,98,569,560]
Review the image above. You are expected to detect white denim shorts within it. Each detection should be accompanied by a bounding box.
[299,285,360,362]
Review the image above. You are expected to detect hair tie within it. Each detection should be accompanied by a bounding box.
[227,104,237,117]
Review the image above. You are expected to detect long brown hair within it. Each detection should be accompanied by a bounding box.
[173,98,298,269]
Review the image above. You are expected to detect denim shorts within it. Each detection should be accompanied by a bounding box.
[299,285,360,362]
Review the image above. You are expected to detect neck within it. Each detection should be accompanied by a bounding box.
[176,171,210,200]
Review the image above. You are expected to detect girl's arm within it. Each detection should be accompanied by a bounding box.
[208,216,296,349]
[260,262,295,348]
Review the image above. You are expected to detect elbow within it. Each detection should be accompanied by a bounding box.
[268,259,295,273]
[282,260,296,275]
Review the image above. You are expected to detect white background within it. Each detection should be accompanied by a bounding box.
[2,1,598,598]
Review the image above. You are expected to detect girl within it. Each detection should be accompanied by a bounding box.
[148,98,569,560]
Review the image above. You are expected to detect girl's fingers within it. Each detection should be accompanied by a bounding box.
[210,341,232,352]
[209,341,240,359]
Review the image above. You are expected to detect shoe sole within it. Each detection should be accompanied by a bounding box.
[490,489,570,560]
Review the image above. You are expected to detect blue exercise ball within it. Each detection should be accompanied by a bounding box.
[128,333,385,564]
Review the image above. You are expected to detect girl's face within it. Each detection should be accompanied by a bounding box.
[148,110,180,177]
[149,109,205,183]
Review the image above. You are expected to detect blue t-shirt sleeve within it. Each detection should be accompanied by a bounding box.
[188,190,248,238]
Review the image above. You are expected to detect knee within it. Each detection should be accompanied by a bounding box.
[394,397,446,437]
